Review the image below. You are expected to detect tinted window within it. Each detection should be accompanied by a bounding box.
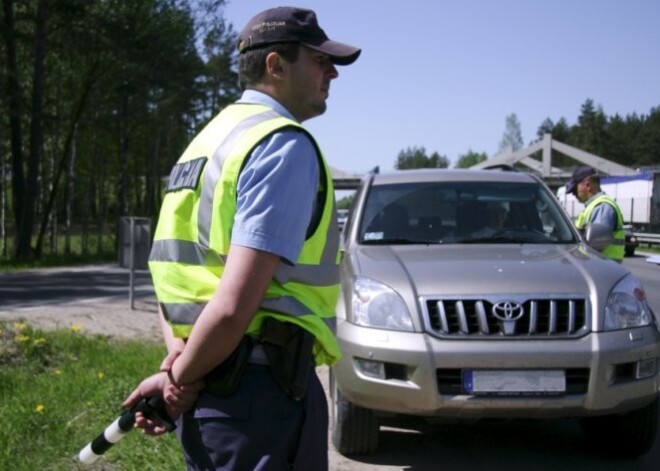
[359,181,577,244]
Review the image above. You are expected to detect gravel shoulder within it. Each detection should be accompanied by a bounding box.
[1,297,163,341]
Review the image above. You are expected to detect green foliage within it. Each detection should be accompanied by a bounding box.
[1,233,116,271]
[536,100,660,168]
[0,321,183,470]
[455,150,488,168]
[337,195,354,210]
[498,113,524,153]
[395,146,450,169]
[569,99,608,156]
[1,0,238,262]
[633,106,660,167]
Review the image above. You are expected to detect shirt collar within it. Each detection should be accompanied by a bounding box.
[584,191,605,206]
[238,90,297,122]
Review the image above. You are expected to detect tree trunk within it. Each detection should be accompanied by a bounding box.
[34,60,98,256]
[117,88,130,218]
[64,124,77,255]
[97,153,108,256]
[92,121,108,256]
[147,126,161,216]
[81,151,92,256]
[2,0,27,257]
[49,211,57,255]
[15,0,49,260]
[1,149,6,258]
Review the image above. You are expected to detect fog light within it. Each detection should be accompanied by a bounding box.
[355,358,385,379]
[635,358,658,379]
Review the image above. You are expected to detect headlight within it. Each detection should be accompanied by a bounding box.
[604,274,654,330]
[351,276,414,331]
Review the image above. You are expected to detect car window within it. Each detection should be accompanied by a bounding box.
[359,181,577,244]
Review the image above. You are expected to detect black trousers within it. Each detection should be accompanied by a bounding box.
[177,364,328,471]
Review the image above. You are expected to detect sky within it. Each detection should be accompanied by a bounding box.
[223,0,660,175]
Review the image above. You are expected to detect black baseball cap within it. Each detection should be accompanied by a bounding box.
[566,166,597,194]
[237,7,361,66]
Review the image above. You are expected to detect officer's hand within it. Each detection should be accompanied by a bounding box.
[162,375,205,420]
[159,348,182,372]
[122,372,166,409]
[122,372,171,436]
[133,410,173,436]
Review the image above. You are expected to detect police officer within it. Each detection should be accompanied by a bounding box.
[122,6,360,470]
[565,166,625,262]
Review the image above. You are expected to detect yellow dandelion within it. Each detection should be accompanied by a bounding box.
[34,338,46,345]
[13,322,27,331]
[70,324,83,332]
[97,371,106,380]
[35,404,45,413]
[53,369,62,376]
[15,335,30,343]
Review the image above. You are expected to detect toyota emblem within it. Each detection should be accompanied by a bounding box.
[492,300,524,321]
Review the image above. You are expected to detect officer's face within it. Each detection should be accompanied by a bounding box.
[282,46,338,122]
[574,177,591,203]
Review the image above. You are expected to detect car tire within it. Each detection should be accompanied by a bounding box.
[579,396,659,458]
[329,368,379,455]
[625,246,635,257]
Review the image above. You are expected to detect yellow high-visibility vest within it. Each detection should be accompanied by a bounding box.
[148,103,341,365]
[576,194,625,262]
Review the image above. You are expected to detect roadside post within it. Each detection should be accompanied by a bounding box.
[118,217,151,309]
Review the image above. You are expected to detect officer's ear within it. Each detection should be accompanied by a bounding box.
[266,53,286,79]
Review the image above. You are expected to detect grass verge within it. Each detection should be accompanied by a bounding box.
[0,321,183,470]
[0,251,117,272]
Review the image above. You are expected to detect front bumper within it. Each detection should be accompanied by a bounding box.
[333,320,660,419]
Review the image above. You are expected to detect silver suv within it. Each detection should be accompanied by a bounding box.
[331,167,659,458]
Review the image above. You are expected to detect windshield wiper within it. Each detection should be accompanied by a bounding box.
[459,232,546,244]
[362,238,442,245]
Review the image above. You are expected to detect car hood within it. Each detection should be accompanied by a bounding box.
[350,243,629,297]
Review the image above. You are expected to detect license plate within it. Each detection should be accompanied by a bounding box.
[463,370,566,396]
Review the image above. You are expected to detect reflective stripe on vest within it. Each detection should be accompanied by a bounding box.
[148,103,341,365]
[150,235,340,284]
[197,109,280,248]
[576,194,625,261]
[159,299,337,331]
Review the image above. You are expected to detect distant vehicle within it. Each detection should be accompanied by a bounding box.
[624,225,639,257]
[336,208,348,231]
[331,167,659,459]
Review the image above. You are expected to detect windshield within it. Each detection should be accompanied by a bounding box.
[359,180,578,245]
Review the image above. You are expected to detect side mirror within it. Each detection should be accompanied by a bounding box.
[584,223,614,251]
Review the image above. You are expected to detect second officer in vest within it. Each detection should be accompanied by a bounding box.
[566,166,625,262]
[123,7,360,470]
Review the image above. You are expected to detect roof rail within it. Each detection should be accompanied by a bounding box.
[482,164,518,172]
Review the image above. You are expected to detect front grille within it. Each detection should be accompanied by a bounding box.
[436,368,590,395]
[423,297,589,338]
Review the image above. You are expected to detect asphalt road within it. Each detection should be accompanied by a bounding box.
[0,264,155,311]
[623,253,660,314]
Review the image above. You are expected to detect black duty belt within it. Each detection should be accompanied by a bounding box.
[248,343,269,365]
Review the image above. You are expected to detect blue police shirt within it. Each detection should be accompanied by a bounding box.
[585,192,618,230]
[231,90,320,265]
